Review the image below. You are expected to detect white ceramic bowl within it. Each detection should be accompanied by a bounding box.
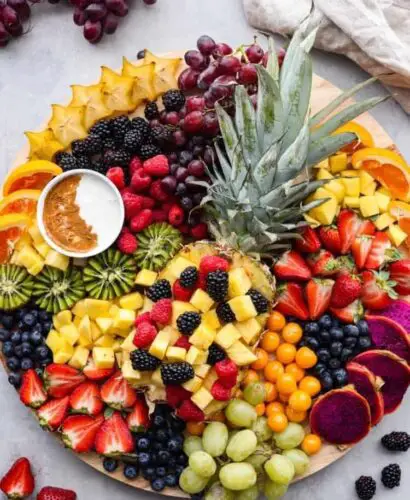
[37,169,124,259]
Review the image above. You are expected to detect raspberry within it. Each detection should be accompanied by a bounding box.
[143,155,170,177]
[122,192,144,220]
[211,380,232,401]
[131,170,152,192]
[152,209,168,222]
[141,196,155,209]
[133,322,157,348]
[106,167,125,190]
[116,232,138,254]
[130,209,153,232]
[174,336,191,350]
[215,359,238,380]
[199,256,229,276]
[173,279,193,301]
[135,312,153,327]
[191,222,208,240]
[150,179,170,201]
[218,374,237,389]
[151,298,172,324]
[166,385,191,409]
[168,204,185,226]
[129,156,143,177]
[177,399,205,422]
[120,187,133,196]
[197,271,207,290]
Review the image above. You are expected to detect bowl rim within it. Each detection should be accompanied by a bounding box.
[37,169,124,259]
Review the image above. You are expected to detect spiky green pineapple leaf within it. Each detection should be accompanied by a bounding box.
[234,85,260,168]
[266,36,279,83]
[276,120,310,185]
[307,132,356,167]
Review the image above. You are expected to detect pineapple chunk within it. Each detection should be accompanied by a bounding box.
[109,304,120,318]
[168,256,197,278]
[215,323,241,349]
[45,250,69,271]
[375,213,395,230]
[360,170,375,191]
[191,387,213,410]
[228,296,257,322]
[84,299,111,319]
[16,246,44,273]
[121,331,136,352]
[149,329,171,359]
[203,369,219,390]
[194,364,211,379]
[140,297,154,314]
[93,347,115,369]
[27,261,44,276]
[94,335,115,348]
[112,309,136,330]
[72,300,87,318]
[90,321,102,342]
[68,346,89,369]
[54,310,72,327]
[96,317,113,335]
[341,169,359,178]
[78,335,93,349]
[310,188,338,225]
[329,153,348,173]
[186,346,208,365]
[189,324,217,350]
[9,251,20,264]
[160,325,180,346]
[359,196,379,218]
[135,269,158,287]
[377,187,391,197]
[46,330,64,353]
[171,301,198,327]
[119,292,143,310]
[152,367,163,386]
[316,168,333,180]
[344,196,361,208]
[115,352,123,368]
[387,224,407,247]
[112,339,122,352]
[342,178,360,197]
[35,241,51,258]
[183,376,203,393]
[53,341,74,364]
[122,361,142,383]
[202,310,221,330]
[360,181,377,196]
[375,191,391,212]
[28,222,44,244]
[59,324,80,346]
[235,318,262,344]
[314,159,329,169]
[204,400,227,416]
[226,341,258,366]
[15,232,33,251]
[228,268,252,298]
[78,315,92,342]
[190,289,214,313]
[166,346,187,362]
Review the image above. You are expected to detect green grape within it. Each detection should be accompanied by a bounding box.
[219,463,257,491]
[251,416,273,442]
[283,449,310,476]
[264,454,295,485]
[243,382,266,406]
[179,467,209,494]
[237,485,259,500]
[189,451,217,478]
[225,399,257,428]
[202,422,229,457]
[183,436,204,457]
[205,482,235,500]
[273,422,305,450]
[226,430,257,462]
[244,443,272,472]
[264,478,289,499]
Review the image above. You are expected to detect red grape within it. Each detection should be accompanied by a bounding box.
[246,44,264,63]
[173,129,187,147]
[212,42,232,59]
[161,176,177,194]
[184,50,209,70]
[6,21,22,36]
[105,0,128,17]
[219,55,241,75]
[83,19,102,43]
[0,21,10,42]
[197,62,220,90]
[203,91,217,108]
[197,34,216,55]
[184,111,204,134]
[1,5,19,29]
[7,0,30,22]
[202,111,219,137]
[73,7,87,26]
[188,160,206,177]
[237,63,257,85]
[178,68,200,91]
[175,167,189,182]
[85,3,107,22]
[70,0,91,8]
[165,111,179,126]
[186,96,205,113]
[143,0,157,4]
[103,12,118,34]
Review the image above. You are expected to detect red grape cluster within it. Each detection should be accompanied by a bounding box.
[0,0,32,47]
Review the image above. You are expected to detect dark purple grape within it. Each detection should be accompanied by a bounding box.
[192,145,204,158]
[219,55,241,75]
[197,35,216,55]
[245,44,264,63]
[6,21,22,36]
[180,197,193,212]
[188,160,205,177]
[237,63,257,85]
[168,152,178,163]
[209,83,231,100]
[103,12,118,34]
[0,21,11,42]
[137,49,145,59]
[175,167,189,182]
[85,3,107,21]
[179,150,194,166]
[193,192,205,205]
[6,0,30,22]
[70,0,90,8]
[170,163,179,175]
[165,111,179,126]
[203,146,214,166]
[1,5,19,29]
[73,7,87,26]
[197,63,220,90]
[203,91,216,109]
[105,0,128,16]
[173,130,187,147]
[212,42,233,59]
[159,110,167,124]
[176,183,187,196]
[202,111,219,137]
[178,68,199,91]
[186,96,205,113]
[184,50,209,70]
[161,176,177,194]
[83,20,102,43]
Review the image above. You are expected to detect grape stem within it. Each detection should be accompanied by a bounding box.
[235,44,249,63]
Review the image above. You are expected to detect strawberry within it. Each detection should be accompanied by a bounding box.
[100,371,137,410]
[0,458,34,499]
[130,170,152,192]
[336,255,357,276]
[173,279,194,301]
[211,380,232,401]
[83,358,115,382]
[295,226,321,253]
[134,312,153,327]
[357,219,376,236]
[126,395,150,431]
[61,414,104,453]
[37,486,77,500]
[351,235,374,269]
[44,364,85,398]
[174,336,191,350]
[95,412,134,456]
[150,298,172,324]
[306,250,340,276]
[133,322,157,348]
[337,209,361,254]
[389,259,410,295]
[19,369,47,408]
[318,226,341,254]
[176,400,205,422]
[129,156,143,177]
[168,204,185,226]
[305,278,334,320]
[106,167,125,190]
[275,282,309,320]
[364,232,392,270]
[361,270,398,310]
[165,385,192,409]
[69,382,103,416]
[190,222,208,240]
[199,256,229,275]
[215,359,238,380]
[37,396,70,430]
[116,232,138,254]
[143,154,170,177]
[130,209,153,232]
[151,208,168,222]
[330,273,362,308]
[122,192,144,220]
[273,250,312,281]
[330,299,364,323]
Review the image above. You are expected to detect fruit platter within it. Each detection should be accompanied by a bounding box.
[1,23,410,500]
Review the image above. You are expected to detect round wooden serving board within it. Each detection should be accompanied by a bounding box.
[1,54,395,497]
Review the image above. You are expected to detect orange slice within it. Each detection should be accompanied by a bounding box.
[0,213,31,263]
[333,121,374,154]
[0,189,41,217]
[2,160,62,196]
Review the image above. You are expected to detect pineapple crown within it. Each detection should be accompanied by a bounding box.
[200,22,387,257]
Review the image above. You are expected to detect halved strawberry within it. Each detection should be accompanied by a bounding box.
[69,382,103,417]
[275,282,309,320]
[357,219,376,236]
[83,358,115,381]
[306,250,340,276]
[165,385,192,409]
[273,250,311,281]
[295,226,321,253]
[305,279,334,320]
[337,209,361,254]
[351,235,374,269]
[330,299,364,323]
[364,232,393,270]
[19,369,47,409]
[389,259,410,295]
[95,411,134,456]
[126,395,150,432]
[330,273,362,308]
[37,486,76,500]
[44,364,85,398]
[361,270,398,310]
[61,414,104,453]
[318,226,341,254]
[37,396,70,431]
[0,457,35,499]
[100,371,137,410]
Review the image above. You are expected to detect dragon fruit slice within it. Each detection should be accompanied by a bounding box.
[353,350,410,414]
[365,314,410,363]
[346,362,384,426]
[371,300,410,333]
[309,387,371,445]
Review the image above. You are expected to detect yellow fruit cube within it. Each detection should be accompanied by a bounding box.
[387,224,407,247]
[377,187,391,197]
[190,289,214,313]
[45,250,69,271]
[360,170,374,190]
[28,222,44,244]
[113,309,136,330]
[203,369,219,390]
[59,324,80,346]
[35,241,51,258]
[314,159,329,170]
[78,335,93,349]
[204,400,227,416]
[112,339,122,352]
[53,341,74,364]
[140,297,154,314]
[72,300,87,318]
[122,360,142,383]
[16,245,44,271]
[78,315,92,342]
[360,196,380,218]
[93,347,115,369]
[202,310,221,330]
[191,387,213,410]
[9,251,19,265]
[228,268,252,298]
[316,168,333,180]
[375,213,395,231]
[46,330,64,353]
[135,269,158,287]
[194,364,211,379]
[119,292,143,311]
[95,317,113,335]
[90,321,102,342]
[68,346,89,369]
[15,232,33,251]
[84,299,111,319]
[54,310,72,327]
[304,214,321,228]
[329,153,348,173]
[121,331,136,352]
[360,181,377,196]
[94,335,115,348]
[215,323,241,349]
[189,324,217,350]
[159,326,180,346]
[149,329,171,360]
[166,346,187,362]
[186,346,208,365]
[171,301,198,327]
[115,352,123,368]
[341,170,359,178]
[183,376,203,393]
[27,261,45,276]
[226,341,258,366]
[342,178,361,197]
[375,192,391,213]
[168,256,197,278]
[310,188,338,225]
[228,296,257,322]
[344,196,361,209]
[235,318,262,344]
[151,368,163,386]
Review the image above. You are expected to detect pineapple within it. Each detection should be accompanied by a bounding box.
[93,347,115,369]
[190,289,214,313]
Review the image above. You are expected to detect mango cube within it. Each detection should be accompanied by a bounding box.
[166,347,187,362]
[93,347,115,369]
[53,341,74,364]
[316,168,333,180]
[109,304,120,318]
[341,170,359,178]
[90,321,102,342]
[190,289,214,313]
[84,299,111,319]
[215,323,241,349]
[323,179,345,203]
[387,224,407,247]
[160,325,180,346]
[375,213,395,230]
[203,399,227,416]
[78,335,93,349]
[69,346,90,369]
[45,250,69,271]
[202,310,221,330]
[310,188,338,225]
[228,268,252,298]
[96,317,113,335]
[186,346,208,365]
[149,329,171,359]
[59,324,80,346]
[344,197,360,209]
[182,376,203,393]
[78,315,92,342]
[203,369,219,390]
[28,222,44,244]
[168,256,197,277]
[235,318,262,344]
[35,241,51,258]
[360,170,375,190]
[314,159,329,169]
[54,310,72,327]
[342,178,360,197]
[135,269,158,287]
[122,361,142,383]
[194,364,211,379]
[121,331,136,352]
[94,335,115,348]
[375,191,391,212]
[171,301,198,327]
[119,292,143,310]
[112,340,122,352]
[113,309,136,330]
[329,153,348,173]
[191,387,213,410]
[359,196,379,218]
[228,296,257,322]
[189,324,216,350]
[361,181,377,196]
[72,300,87,318]
[46,330,64,353]
[226,341,258,366]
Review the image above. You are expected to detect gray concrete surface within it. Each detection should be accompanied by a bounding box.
[0,0,410,498]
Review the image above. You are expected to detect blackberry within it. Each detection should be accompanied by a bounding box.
[110,115,131,145]
[145,101,159,120]
[82,134,103,155]
[130,349,161,371]
[207,343,226,365]
[151,125,173,146]
[247,289,269,313]
[146,279,172,302]
[355,476,376,500]
[124,129,144,153]
[90,119,112,139]
[176,312,201,335]
[162,89,185,112]
[74,155,91,169]
[161,362,195,385]
[103,137,116,151]
[381,431,410,452]
[206,270,228,302]
[216,302,235,324]
[55,152,78,171]
[90,158,108,175]
[179,267,198,289]
[381,463,401,489]
[131,117,151,138]
[104,149,131,168]
[139,143,162,161]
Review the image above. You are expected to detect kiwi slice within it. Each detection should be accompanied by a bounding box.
[135,222,182,271]
[33,266,85,313]
[0,264,34,310]
[83,248,137,300]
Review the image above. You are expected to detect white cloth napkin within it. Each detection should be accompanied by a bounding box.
[243,0,410,113]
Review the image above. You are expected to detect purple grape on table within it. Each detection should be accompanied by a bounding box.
[184,49,209,71]
[212,42,232,59]
[183,111,204,134]
[73,7,87,26]
[83,19,102,43]
[7,0,30,22]
[103,12,118,34]
[197,34,216,55]
[85,3,107,22]
[197,62,220,90]
[245,43,264,63]
[178,68,200,91]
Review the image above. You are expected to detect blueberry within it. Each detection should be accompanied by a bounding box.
[343,324,360,337]
[168,438,183,453]
[2,341,14,357]
[331,317,341,328]
[39,310,50,322]
[10,331,22,345]
[21,342,32,357]
[176,453,188,466]
[306,337,320,351]
[2,315,14,329]
[320,371,334,392]
[29,310,38,320]
[42,321,53,334]
[142,467,156,480]
[35,346,50,360]
[103,458,118,473]
[17,320,29,332]
[312,362,327,376]
[332,368,348,388]
[164,474,177,487]
[20,332,30,343]
[151,478,165,492]
[329,327,344,341]
[6,356,20,371]
[156,466,166,477]
[136,437,150,451]
[21,358,34,371]
[123,464,139,480]
[158,450,171,464]
[155,429,168,442]
[29,330,43,346]
[0,328,11,342]
[167,457,177,469]
[8,372,22,388]
[32,323,43,334]
[318,315,333,330]
[358,336,372,351]
[317,348,331,364]
[169,416,185,432]
[329,341,343,357]
[23,313,36,327]
[357,320,369,336]
[304,322,320,336]
[138,452,151,467]
[175,465,185,476]
[15,309,26,320]
[152,441,162,452]
[340,347,353,362]
[14,344,24,358]
[328,358,342,370]
[318,330,331,345]
[153,414,165,427]
[344,337,357,349]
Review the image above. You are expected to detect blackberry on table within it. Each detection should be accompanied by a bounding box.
[124,129,144,153]
[130,349,161,371]
[146,279,172,302]
[145,101,159,120]
[90,119,112,139]
[207,343,226,365]
[90,158,108,175]
[247,288,269,313]
[162,89,185,112]
[179,267,198,289]
[176,312,201,335]
[381,463,401,489]
[72,134,102,156]
[103,149,131,168]
[381,431,410,452]
[161,362,194,385]
[74,155,91,169]
[54,152,78,171]
[216,302,235,324]
[110,115,131,144]
[206,270,228,302]
[103,137,116,151]
[131,117,151,138]
[355,476,376,500]
[139,143,161,161]
[151,125,173,146]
